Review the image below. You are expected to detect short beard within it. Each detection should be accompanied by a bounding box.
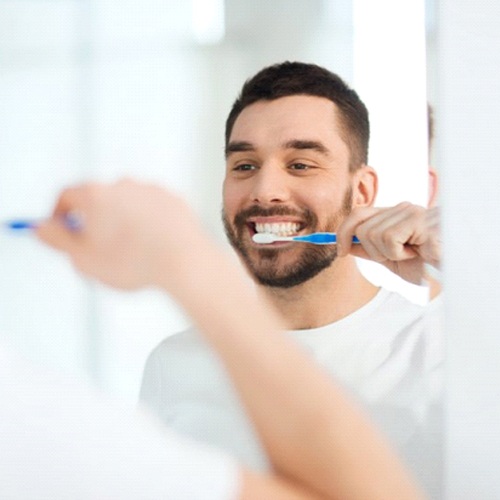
[222,188,353,289]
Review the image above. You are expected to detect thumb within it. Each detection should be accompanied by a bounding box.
[35,218,81,256]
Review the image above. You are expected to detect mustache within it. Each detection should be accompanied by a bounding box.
[233,205,317,228]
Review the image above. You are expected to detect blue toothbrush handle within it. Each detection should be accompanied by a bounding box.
[5,220,40,230]
[293,233,360,245]
[4,213,83,232]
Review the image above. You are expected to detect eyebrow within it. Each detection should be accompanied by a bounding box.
[225,139,331,159]
[225,141,255,158]
[282,139,331,156]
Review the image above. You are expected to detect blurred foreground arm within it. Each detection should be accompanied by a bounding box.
[37,179,425,500]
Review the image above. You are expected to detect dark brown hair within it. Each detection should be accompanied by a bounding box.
[225,61,370,170]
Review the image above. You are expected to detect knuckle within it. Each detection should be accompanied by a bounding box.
[408,204,424,218]
[382,228,399,246]
[397,201,412,210]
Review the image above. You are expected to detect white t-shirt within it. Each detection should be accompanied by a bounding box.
[140,288,444,499]
[0,343,239,500]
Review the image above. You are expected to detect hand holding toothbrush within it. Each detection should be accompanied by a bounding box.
[335,203,441,286]
[35,179,214,294]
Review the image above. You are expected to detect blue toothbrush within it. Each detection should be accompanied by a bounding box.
[3,214,83,232]
[252,232,360,245]
[4,219,42,230]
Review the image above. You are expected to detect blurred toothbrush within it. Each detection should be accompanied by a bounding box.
[3,219,42,230]
[252,232,360,245]
[3,213,83,232]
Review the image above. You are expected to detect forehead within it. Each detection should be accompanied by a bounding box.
[229,95,346,149]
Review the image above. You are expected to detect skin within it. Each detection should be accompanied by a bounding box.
[223,95,380,329]
[337,202,439,284]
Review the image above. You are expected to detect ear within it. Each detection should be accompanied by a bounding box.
[428,166,439,207]
[352,165,377,208]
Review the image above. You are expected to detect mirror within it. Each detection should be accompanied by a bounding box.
[1,0,441,496]
[0,0,431,430]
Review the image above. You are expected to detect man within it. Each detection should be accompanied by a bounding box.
[139,62,443,497]
[12,179,428,499]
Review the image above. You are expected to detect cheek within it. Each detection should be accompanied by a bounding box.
[306,185,339,207]
[222,180,245,215]
[309,184,352,214]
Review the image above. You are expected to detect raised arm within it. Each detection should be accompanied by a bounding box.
[36,179,425,500]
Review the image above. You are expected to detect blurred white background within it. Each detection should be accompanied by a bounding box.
[0,0,429,402]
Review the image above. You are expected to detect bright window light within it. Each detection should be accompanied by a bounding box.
[191,0,225,45]
[352,0,428,205]
[352,0,429,304]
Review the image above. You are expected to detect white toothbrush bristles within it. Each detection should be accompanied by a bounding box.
[252,233,283,244]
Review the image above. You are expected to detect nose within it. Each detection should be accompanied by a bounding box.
[250,164,290,204]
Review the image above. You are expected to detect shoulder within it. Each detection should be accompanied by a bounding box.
[377,288,442,337]
[376,288,425,316]
[141,326,228,391]
[152,325,204,350]
[347,288,425,338]
[383,291,444,370]
[145,326,213,365]
[358,289,442,364]
[140,326,209,396]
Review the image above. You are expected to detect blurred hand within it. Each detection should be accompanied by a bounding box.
[36,179,206,291]
[337,203,441,285]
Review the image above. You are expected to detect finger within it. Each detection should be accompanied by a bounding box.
[425,206,441,231]
[51,184,96,219]
[35,217,82,255]
[337,206,381,257]
[422,207,442,266]
[347,243,418,267]
[338,205,407,262]
[356,203,425,261]
[35,184,96,254]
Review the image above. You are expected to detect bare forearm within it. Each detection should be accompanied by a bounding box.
[160,240,426,500]
[36,181,425,499]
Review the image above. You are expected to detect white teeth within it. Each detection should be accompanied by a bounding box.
[255,222,300,237]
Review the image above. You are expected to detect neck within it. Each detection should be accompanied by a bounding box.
[258,256,379,330]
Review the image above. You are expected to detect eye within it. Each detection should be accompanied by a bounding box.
[289,163,312,171]
[233,163,256,172]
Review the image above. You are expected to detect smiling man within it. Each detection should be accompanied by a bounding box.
[140,62,443,499]
[222,90,378,322]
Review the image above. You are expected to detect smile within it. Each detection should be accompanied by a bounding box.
[253,221,301,237]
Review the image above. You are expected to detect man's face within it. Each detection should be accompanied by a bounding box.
[223,95,356,288]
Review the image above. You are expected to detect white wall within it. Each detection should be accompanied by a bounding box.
[436,1,500,497]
